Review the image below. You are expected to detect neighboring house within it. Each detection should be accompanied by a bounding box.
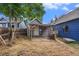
[0,17,9,28]
[18,18,30,29]
[52,8,79,41]
[0,16,51,37]
[28,18,42,36]
[39,24,50,37]
[18,21,26,29]
[26,18,51,37]
[0,17,27,29]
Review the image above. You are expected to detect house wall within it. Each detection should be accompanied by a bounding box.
[42,27,50,37]
[54,18,79,41]
[33,27,40,36]
[0,23,8,28]
[19,21,26,29]
[8,23,18,29]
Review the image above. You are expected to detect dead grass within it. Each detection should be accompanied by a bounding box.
[0,36,78,56]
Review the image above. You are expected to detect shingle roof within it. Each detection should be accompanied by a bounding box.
[53,8,79,25]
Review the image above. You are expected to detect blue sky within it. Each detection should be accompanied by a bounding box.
[0,3,79,24]
[42,3,79,24]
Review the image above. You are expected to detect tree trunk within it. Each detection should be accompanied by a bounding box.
[8,7,12,42]
[8,6,16,45]
[10,17,17,43]
[8,17,12,42]
[27,25,31,40]
[30,29,32,40]
[11,29,15,43]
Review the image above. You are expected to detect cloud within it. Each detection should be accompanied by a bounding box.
[53,3,70,6]
[43,3,70,10]
[62,6,69,11]
[43,3,58,10]
[75,4,79,8]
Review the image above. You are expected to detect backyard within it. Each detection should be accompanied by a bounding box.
[0,36,78,56]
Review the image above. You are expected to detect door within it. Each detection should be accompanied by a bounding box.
[33,27,39,36]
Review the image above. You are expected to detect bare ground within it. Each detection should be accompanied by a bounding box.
[0,36,78,56]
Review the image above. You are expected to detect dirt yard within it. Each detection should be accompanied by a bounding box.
[0,36,78,56]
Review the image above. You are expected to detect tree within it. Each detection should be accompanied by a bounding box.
[0,3,45,42]
[21,3,45,21]
[0,3,23,43]
[0,3,45,20]
[21,3,45,40]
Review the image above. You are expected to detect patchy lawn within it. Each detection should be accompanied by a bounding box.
[67,41,79,53]
[0,36,78,56]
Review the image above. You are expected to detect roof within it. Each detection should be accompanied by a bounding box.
[39,24,50,27]
[28,18,42,25]
[23,18,51,27]
[0,21,9,24]
[0,21,21,24]
[53,7,79,25]
[0,17,21,24]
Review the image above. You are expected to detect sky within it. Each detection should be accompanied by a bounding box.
[42,3,79,24]
[0,3,79,24]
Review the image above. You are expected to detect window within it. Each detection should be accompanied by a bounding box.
[12,24,14,28]
[64,25,69,32]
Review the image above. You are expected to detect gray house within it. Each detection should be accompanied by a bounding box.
[0,17,27,29]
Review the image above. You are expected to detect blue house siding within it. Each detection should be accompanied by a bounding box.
[54,18,79,41]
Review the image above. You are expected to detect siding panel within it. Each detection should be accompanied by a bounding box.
[54,18,79,41]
